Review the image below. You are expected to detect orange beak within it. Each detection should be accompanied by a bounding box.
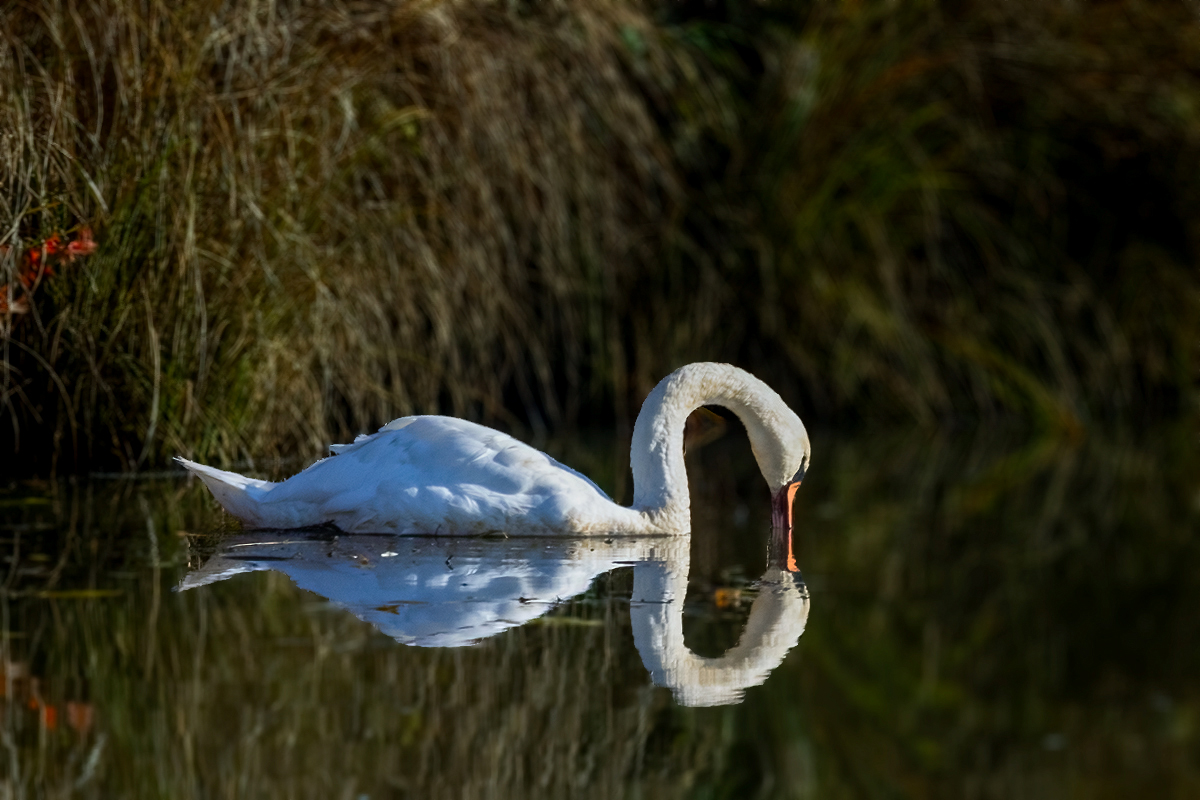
[770,481,801,572]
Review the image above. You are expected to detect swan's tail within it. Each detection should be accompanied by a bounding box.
[176,457,278,526]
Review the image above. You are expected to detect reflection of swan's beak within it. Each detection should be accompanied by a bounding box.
[770,482,800,572]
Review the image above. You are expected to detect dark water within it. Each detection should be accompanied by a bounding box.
[1,425,1198,798]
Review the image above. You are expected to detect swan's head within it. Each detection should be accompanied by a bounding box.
[716,366,807,544]
[753,411,808,573]
[748,407,810,494]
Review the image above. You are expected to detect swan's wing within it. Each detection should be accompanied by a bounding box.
[328,416,421,456]
[326,416,609,499]
[261,416,615,533]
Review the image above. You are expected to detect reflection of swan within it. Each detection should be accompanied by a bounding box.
[179,531,808,706]
[180,535,668,647]
[177,363,809,536]
[631,539,808,707]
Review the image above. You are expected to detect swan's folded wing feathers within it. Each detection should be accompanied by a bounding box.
[243,414,620,533]
[327,417,419,456]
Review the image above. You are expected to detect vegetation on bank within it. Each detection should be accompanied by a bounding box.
[2,0,1198,473]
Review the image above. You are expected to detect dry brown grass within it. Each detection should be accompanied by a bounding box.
[0,0,732,472]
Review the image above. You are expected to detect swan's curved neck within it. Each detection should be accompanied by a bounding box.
[629,363,809,532]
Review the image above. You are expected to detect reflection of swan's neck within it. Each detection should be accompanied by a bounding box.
[631,538,809,706]
[630,363,810,531]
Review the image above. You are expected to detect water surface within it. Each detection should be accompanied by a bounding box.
[1,426,1197,798]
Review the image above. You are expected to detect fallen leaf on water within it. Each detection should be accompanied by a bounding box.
[713,587,743,609]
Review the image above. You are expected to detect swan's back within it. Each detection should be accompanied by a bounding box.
[192,416,633,534]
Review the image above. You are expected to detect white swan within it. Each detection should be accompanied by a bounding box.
[177,362,810,536]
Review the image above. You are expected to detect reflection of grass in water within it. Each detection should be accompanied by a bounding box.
[0,483,735,798]
[3,427,1200,797]
[772,425,1200,798]
[88,579,717,798]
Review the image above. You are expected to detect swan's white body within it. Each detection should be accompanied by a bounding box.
[178,362,810,535]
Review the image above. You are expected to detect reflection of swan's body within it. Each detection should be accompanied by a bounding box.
[178,363,809,535]
[181,535,669,647]
[179,532,808,705]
